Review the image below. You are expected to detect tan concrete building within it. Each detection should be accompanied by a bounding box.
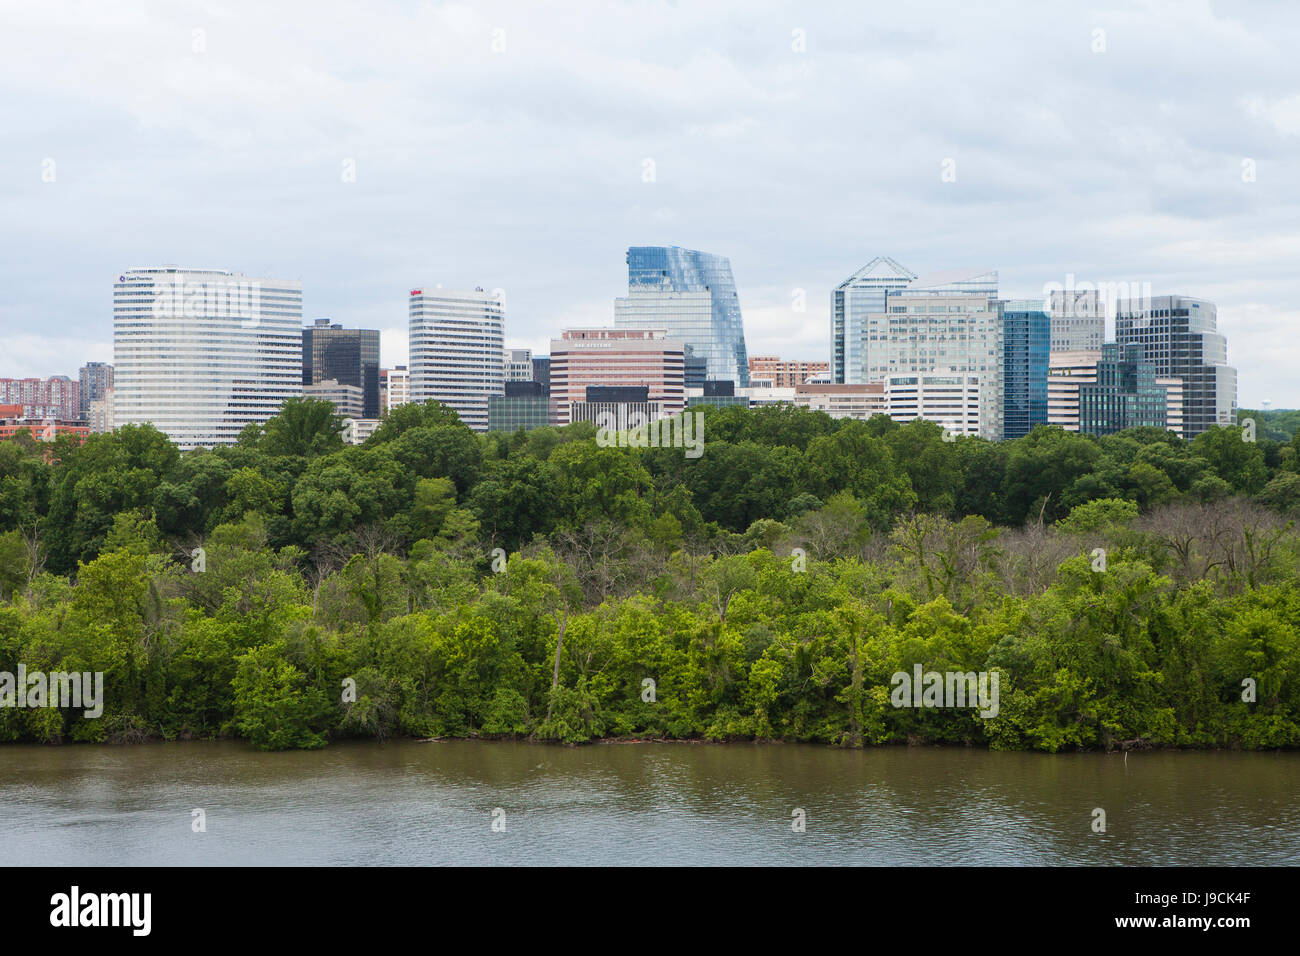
[1048,349,1102,431]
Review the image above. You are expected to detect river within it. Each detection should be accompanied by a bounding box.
[1,741,1296,865]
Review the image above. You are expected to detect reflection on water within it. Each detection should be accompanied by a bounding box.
[0,741,1296,865]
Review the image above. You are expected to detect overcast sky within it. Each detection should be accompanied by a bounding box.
[3,0,1298,407]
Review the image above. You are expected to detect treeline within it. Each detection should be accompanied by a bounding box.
[0,399,1297,750]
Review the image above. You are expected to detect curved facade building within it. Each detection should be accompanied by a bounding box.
[615,246,749,386]
[113,267,302,449]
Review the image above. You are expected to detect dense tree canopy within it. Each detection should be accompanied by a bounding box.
[1,401,1298,750]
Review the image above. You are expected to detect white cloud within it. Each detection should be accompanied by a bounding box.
[3,0,1300,409]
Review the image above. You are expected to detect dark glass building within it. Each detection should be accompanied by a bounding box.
[1114,294,1236,437]
[302,319,381,418]
[531,356,551,395]
[1079,343,1167,436]
[488,380,550,432]
[1001,300,1050,440]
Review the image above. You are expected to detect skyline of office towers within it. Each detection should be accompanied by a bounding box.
[1047,289,1106,352]
[614,246,750,386]
[829,258,1006,438]
[78,361,113,419]
[831,256,917,385]
[549,328,686,427]
[1114,294,1237,438]
[113,267,302,449]
[2,248,1249,446]
[847,262,1004,438]
[408,287,505,432]
[1001,300,1051,440]
[1079,343,1168,436]
[302,319,381,419]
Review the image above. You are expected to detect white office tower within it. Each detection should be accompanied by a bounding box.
[385,366,411,413]
[886,372,984,438]
[408,287,505,431]
[113,267,302,449]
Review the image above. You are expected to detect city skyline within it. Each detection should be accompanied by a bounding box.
[4,2,1297,408]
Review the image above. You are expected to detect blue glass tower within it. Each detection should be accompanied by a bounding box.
[1001,300,1050,440]
[616,246,750,386]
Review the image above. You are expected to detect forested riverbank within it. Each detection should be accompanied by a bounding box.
[1,400,1298,750]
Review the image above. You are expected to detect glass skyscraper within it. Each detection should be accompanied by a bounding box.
[302,319,381,418]
[1114,295,1236,438]
[831,257,917,384]
[1079,343,1168,436]
[614,246,750,386]
[1001,300,1050,440]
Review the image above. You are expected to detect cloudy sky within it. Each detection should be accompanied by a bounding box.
[3,0,1297,406]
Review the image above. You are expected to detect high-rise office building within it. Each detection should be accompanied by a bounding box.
[302,319,380,418]
[1079,343,1167,436]
[549,328,686,427]
[408,287,506,431]
[531,356,551,394]
[830,260,1004,439]
[1001,300,1050,440]
[1047,349,1102,432]
[885,374,984,437]
[614,246,749,386]
[383,366,410,413]
[113,267,302,448]
[1114,294,1236,437]
[832,257,917,385]
[1047,289,1105,352]
[78,362,113,419]
[89,387,115,434]
[504,348,534,382]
